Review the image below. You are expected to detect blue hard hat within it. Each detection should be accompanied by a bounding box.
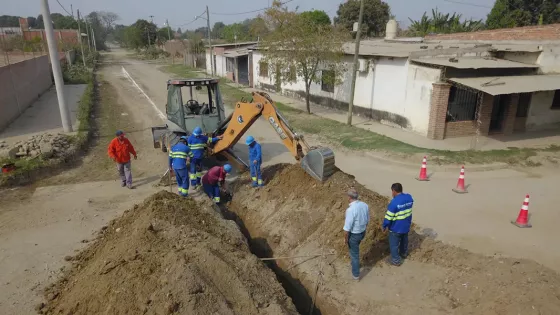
[179,136,188,141]
[115,130,124,136]
[223,164,232,173]
[193,127,202,136]
[245,136,255,145]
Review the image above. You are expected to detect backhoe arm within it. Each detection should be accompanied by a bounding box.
[211,92,309,160]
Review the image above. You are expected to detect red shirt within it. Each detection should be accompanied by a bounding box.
[107,137,137,163]
[202,166,226,185]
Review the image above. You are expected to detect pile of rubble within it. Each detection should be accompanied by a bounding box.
[0,133,73,160]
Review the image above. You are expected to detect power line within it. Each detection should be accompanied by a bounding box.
[211,0,294,16]
[172,10,207,27]
[442,0,492,9]
[55,0,73,16]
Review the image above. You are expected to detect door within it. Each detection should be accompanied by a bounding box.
[238,56,249,86]
[489,95,509,133]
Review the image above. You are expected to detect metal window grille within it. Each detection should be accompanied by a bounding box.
[446,85,478,122]
[321,70,334,93]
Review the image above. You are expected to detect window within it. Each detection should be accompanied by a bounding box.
[551,90,560,109]
[259,61,269,77]
[446,86,478,122]
[226,57,235,73]
[321,70,335,93]
[516,93,532,117]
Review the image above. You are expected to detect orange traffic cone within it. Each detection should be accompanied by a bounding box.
[452,166,468,194]
[415,156,429,181]
[511,194,532,228]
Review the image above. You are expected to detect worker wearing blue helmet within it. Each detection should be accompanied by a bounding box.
[187,126,223,189]
[169,136,193,197]
[246,135,263,187]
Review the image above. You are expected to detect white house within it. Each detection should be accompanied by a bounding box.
[207,23,560,140]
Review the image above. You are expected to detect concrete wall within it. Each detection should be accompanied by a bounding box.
[536,45,560,73]
[526,91,560,131]
[404,64,442,134]
[0,55,52,132]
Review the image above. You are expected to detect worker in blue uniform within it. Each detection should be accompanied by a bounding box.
[383,183,414,266]
[169,136,193,197]
[187,126,223,189]
[245,135,263,187]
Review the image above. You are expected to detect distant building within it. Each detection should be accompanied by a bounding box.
[207,24,560,140]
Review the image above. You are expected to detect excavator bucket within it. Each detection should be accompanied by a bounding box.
[300,147,336,182]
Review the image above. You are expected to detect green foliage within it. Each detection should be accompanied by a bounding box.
[117,19,157,49]
[75,77,95,146]
[486,0,560,29]
[262,1,349,114]
[334,0,391,37]
[408,8,484,36]
[157,26,173,42]
[139,46,170,60]
[300,10,332,25]
[62,64,91,84]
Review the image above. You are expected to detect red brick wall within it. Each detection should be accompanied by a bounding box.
[425,24,560,41]
[444,121,478,138]
[23,30,79,48]
[427,82,451,140]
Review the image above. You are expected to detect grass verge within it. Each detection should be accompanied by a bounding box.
[161,64,560,165]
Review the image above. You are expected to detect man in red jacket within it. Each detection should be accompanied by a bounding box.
[201,164,232,204]
[107,130,137,189]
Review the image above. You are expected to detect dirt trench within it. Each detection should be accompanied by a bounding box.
[226,164,560,315]
[37,191,299,315]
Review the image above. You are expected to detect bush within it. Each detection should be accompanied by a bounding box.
[62,64,91,84]
[140,46,170,60]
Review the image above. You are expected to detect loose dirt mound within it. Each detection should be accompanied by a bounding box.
[229,164,560,315]
[38,191,298,315]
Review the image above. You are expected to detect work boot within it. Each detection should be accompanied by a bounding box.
[121,182,126,187]
[251,181,258,188]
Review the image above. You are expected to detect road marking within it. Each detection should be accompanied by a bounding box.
[121,66,166,120]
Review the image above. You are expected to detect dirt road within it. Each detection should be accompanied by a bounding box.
[0,49,559,313]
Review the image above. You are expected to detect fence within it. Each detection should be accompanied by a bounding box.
[163,39,206,69]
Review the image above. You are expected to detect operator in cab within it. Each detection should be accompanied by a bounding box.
[245,136,264,187]
[168,136,193,197]
[201,164,232,204]
[187,126,223,190]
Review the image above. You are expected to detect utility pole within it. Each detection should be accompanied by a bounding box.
[346,0,364,126]
[146,26,151,46]
[84,17,91,52]
[206,6,214,76]
[77,10,86,67]
[166,19,172,40]
[91,26,97,51]
[40,0,72,132]
[149,15,154,23]
[70,4,74,18]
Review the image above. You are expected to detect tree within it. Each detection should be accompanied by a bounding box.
[0,15,20,27]
[486,0,560,29]
[407,8,484,36]
[261,1,348,114]
[27,16,38,28]
[334,0,391,37]
[212,22,226,38]
[300,10,331,25]
[122,19,157,49]
[158,26,172,42]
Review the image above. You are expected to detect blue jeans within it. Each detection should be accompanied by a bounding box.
[250,161,263,186]
[190,158,203,187]
[202,183,221,203]
[388,231,409,265]
[173,167,189,196]
[348,231,365,277]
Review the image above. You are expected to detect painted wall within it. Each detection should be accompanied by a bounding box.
[526,91,560,131]
[252,51,440,134]
[536,45,560,74]
[0,55,52,132]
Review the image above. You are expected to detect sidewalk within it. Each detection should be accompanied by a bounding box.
[0,85,86,145]
[229,83,560,152]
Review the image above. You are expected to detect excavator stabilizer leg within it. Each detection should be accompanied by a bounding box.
[300,147,336,182]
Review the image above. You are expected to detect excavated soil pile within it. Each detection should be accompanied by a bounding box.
[229,164,560,315]
[38,191,298,315]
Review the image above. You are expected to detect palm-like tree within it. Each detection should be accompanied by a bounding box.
[407,8,484,36]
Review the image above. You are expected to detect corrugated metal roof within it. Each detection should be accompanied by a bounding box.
[449,75,560,95]
[342,40,482,57]
[411,57,538,69]
[223,48,251,57]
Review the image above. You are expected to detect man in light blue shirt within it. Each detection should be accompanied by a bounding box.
[343,188,370,280]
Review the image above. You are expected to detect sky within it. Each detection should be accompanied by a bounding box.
[1,0,495,29]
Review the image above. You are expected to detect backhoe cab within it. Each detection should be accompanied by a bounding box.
[151,78,226,152]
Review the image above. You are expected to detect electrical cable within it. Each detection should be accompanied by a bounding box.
[211,0,294,16]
